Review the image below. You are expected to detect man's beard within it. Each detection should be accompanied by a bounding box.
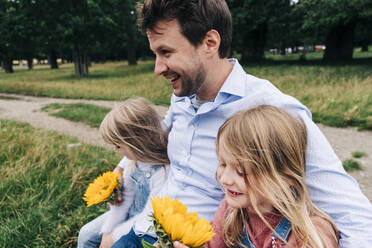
[176,65,206,97]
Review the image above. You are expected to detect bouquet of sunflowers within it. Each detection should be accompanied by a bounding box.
[142,196,215,248]
[83,171,121,207]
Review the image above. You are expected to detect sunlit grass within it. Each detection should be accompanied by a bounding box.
[0,119,120,247]
[0,61,171,105]
[41,103,111,128]
[244,62,372,130]
[1,57,372,130]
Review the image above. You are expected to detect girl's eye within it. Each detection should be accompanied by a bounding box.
[236,169,244,177]
[219,163,226,168]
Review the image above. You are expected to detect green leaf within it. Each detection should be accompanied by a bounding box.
[142,240,156,248]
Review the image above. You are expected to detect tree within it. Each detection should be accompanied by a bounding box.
[296,0,372,61]
[228,0,292,62]
[0,0,20,73]
[35,0,73,69]
[103,0,139,65]
[60,0,116,77]
[266,1,302,56]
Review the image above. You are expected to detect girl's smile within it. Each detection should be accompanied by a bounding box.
[226,189,243,198]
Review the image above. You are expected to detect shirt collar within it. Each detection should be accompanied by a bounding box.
[218,58,245,97]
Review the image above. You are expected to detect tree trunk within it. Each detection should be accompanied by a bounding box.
[3,58,14,73]
[280,42,286,55]
[127,45,137,65]
[361,41,369,52]
[323,22,356,61]
[126,20,137,65]
[241,23,267,62]
[27,58,33,70]
[48,50,59,69]
[73,44,89,77]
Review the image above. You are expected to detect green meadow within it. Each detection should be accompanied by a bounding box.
[0,61,171,105]
[0,119,121,247]
[41,103,111,128]
[0,52,371,246]
[1,55,371,130]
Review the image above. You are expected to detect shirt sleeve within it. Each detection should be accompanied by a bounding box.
[112,215,138,242]
[117,156,129,169]
[100,164,135,234]
[276,100,372,247]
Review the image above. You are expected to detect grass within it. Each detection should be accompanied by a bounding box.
[0,61,171,105]
[352,151,367,158]
[265,46,372,61]
[242,61,372,130]
[0,119,121,247]
[342,159,363,172]
[1,51,372,130]
[41,103,111,128]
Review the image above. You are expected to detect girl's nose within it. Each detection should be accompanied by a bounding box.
[219,167,234,186]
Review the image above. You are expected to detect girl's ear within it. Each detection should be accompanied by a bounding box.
[201,29,221,58]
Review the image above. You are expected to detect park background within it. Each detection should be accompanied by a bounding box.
[1,0,372,247]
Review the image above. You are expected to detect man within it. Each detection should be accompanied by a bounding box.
[113,0,372,247]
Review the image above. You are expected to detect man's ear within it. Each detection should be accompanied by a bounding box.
[201,29,221,57]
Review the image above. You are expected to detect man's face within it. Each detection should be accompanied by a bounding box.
[147,19,207,97]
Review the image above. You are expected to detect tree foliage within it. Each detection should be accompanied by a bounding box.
[0,0,371,75]
[296,0,372,60]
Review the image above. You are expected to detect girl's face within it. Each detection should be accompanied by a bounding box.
[115,144,137,161]
[217,143,273,213]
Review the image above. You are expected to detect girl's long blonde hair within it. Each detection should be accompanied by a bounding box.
[216,105,338,248]
[99,97,169,165]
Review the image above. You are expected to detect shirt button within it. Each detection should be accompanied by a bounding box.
[183,150,188,156]
[145,172,151,178]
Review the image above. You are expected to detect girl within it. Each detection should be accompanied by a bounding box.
[78,97,169,248]
[175,105,338,248]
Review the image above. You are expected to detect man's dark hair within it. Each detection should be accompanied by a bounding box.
[137,0,232,58]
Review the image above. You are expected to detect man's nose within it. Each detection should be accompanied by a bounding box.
[154,57,168,76]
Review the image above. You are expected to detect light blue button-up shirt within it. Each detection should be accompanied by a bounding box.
[135,59,372,247]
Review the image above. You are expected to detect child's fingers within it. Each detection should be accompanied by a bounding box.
[174,241,189,248]
[117,193,123,203]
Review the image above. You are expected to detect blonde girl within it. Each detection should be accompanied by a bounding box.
[207,105,339,248]
[78,97,169,248]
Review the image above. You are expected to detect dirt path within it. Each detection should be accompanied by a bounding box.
[1,93,371,202]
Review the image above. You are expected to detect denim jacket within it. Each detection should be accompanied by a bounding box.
[240,217,291,248]
[126,164,161,219]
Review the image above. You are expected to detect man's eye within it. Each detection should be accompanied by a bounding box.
[219,163,226,167]
[161,50,170,56]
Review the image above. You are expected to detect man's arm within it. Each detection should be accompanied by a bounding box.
[297,108,372,247]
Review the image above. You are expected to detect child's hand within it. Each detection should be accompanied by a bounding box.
[113,167,124,206]
[99,233,114,248]
[173,241,190,248]
[113,190,123,206]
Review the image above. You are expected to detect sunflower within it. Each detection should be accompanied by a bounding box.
[144,196,215,248]
[83,171,121,207]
